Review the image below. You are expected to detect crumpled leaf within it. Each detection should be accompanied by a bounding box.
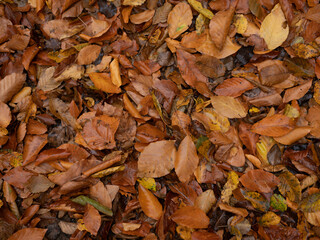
[175,135,199,183]
[278,170,301,203]
[168,2,193,39]
[210,96,247,118]
[259,4,289,50]
[138,140,176,178]
[138,184,163,220]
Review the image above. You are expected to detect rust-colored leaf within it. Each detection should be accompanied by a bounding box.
[170,206,210,229]
[138,184,163,220]
[251,114,294,137]
[0,101,11,128]
[210,96,247,118]
[77,45,101,65]
[239,169,280,193]
[175,135,199,183]
[7,228,46,240]
[0,73,26,103]
[89,72,121,94]
[83,204,101,236]
[214,78,254,97]
[22,134,48,166]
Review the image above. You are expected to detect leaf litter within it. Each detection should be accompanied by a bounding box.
[0,0,320,239]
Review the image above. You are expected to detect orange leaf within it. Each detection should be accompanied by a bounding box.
[0,73,26,103]
[84,204,101,236]
[130,10,155,24]
[283,80,312,103]
[210,96,247,118]
[170,206,210,228]
[138,140,176,178]
[7,228,46,240]
[175,135,199,182]
[214,78,254,97]
[251,114,294,137]
[274,126,311,145]
[88,72,121,94]
[209,7,235,50]
[168,2,193,39]
[138,184,163,220]
[77,45,101,65]
[239,169,279,193]
[0,101,11,128]
[22,134,48,166]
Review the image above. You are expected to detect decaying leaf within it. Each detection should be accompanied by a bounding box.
[278,170,301,203]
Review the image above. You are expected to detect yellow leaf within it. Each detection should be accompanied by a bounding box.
[284,104,300,119]
[123,0,146,6]
[203,108,230,132]
[241,190,269,212]
[91,165,125,178]
[221,171,239,203]
[260,4,289,50]
[168,2,193,39]
[234,14,248,34]
[314,81,320,105]
[278,170,301,202]
[77,219,88,232]
[0,199,3,208]
[259,211,281,226]
[210,96,247,118]
[187,0,213,19]
[292,42,320,59]
[137,177,157,192]
[195,14,206,35]
[256,136,275,166]
[176,225,194,240]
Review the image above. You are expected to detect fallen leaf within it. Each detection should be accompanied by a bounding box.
[283,80,312,103]
[123,0,146,6]
[89,72,121,94]
[0,101,11,128]
[171,206,210,229]
[210,96,247,118]
[194,190,217,213]
[259,211,281,226]
[251,114,294,137]
[0,73,26,103]
[22,134,48,166]
[274,127,311,145]
[7,228,46,240]
[42,19,83,40]
[175,135,199,183]
[221,171,239,203]
[218,203,248,217]
[110,58,122,87]
[209,6,235,50]
[270,194,287,212]
[138,184,163,220]
[195,55,226,78]
[90,181,112,209]
[239,169,279,193]
[187,0,214,19]
[214,78,254,97]
[259,4,289,50]
[241,190,270,212]
[278,170,301,202]
[84,204,101,236]
[168,2,193,39]
[72,195,112,216]
[130,10,155,24]
[77,45,101,65]
[138,140,176,178]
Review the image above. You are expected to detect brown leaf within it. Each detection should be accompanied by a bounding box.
[170,206,210,229]
[153,2,172,24]
[175,135,199,183]
[22,45,40,70]
[168,2,193,39]
[251,114,294,137]
[0,73,26,103]
[138,140,176,178]
[27,119,47,135]
[18,205,40,226]
[209,7,235,50]
[218,202,248,217]
[191,231,221,240]
[138,184,163,220]
[239,122,259,154]
[7,228,46,240]
[77,45,101,65]
[110,58,122,87]
[89,72,121,94]
[83,204,101,236]
[0,101,11,128]
[274,127,311,145]
[80,115,119,150]
[283,80,312,103]
[214,78,254,97]
[130,10,155,24]
[22,134,48,166]
[258,60,290,86]
[239,169,280,193]
[42,19,83,40]
[90,181,112,209]
[306,4,320,23]
[210,96,247,118]
[35,148,70,165]
[176,49,211,97]
[3,166,35,189]
[195,55,226,78]
[26,175,54,193]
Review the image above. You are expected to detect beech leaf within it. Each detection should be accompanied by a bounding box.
[138,184,163,220]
